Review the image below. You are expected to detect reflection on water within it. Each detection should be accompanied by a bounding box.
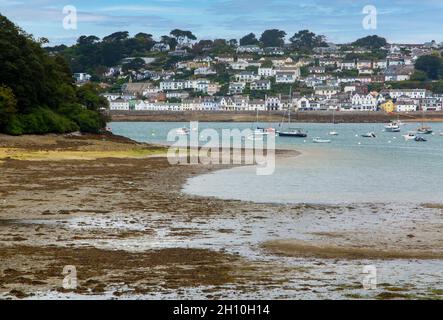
[110,122,443,204]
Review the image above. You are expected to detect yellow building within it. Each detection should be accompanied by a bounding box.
[381,100,395,113]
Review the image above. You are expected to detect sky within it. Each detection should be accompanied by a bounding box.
[1,0,443,46]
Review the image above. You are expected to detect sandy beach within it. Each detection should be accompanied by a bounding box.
[0,133,442,300]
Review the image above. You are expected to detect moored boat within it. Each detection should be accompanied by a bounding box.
[415,136,427,142]
[362,132,376,138]
[313,137,331,143]
[277,106,307,138]
[403,132,416,141]
[416,126,433,135]
[278,129,308,138]
[385,123,401,132]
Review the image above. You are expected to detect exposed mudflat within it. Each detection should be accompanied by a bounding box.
[0,134,442,300]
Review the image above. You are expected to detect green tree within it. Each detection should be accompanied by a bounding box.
[239,33,259,46]
[103,31,129,42]
[260,29,286,47]
[170,29,197,47]
[353,35,387,50]
[161,35,178,50]
[0,86,17,131]
[415,55,443,80]
[289,30,327,52]
[122,58,146,72]
[410,70,428,81]
[0,14,107,135]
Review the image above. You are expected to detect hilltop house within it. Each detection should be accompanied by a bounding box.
[237,45,263,54]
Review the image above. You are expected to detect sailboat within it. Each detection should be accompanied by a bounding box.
[277,88,308,138]
[417,109,433,134]
[329,109,339,136]
[277,109,308,138]
[252,108,271,136]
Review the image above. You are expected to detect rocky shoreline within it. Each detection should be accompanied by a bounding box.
[0,133,442,300]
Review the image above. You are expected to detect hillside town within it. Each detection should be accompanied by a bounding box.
[72,35,443,114]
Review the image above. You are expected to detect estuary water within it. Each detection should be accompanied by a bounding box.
[110,121,443,205]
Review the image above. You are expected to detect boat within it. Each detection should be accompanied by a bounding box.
[279,128,308,138]
[251,108,275,136]
[403,132,416,141]
[440,132,443,136]
[277,107,307,138]
[176,128,190,136]
[392,120,406,127]
[415,136,427,142]
[362,132,376,138]
[417,110,433,134]
[313,137,331,143]
[385,123,401,132]
[253,128,269,136]
[416,126,433,135]
[329,131,339,136]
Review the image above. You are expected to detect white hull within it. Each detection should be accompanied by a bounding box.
[403,134,416,141]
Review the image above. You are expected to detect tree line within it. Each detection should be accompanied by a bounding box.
[0,14,108,135]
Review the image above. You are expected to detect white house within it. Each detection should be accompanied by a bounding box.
[389,89,428,99]
[160,80,186,91]
[340,61,356,70]
[237,45,263,54]
[265,96,281,110]
[194,67,216,76]
[250,80,271,91]
[229,82,246,95]
[74,73,91,83]
[248,99,266,111]
[258,67,276,77]
[151,43,170,52]
[420,96,443,111]
[294,96,311,110]
[275,72,297,83]
[373,60,388,69]
[356,60,373,70]
[351,93,378,111]
[230,59,249,70]
[235,71,260,83]
[315,86,340,98]
[395,97,418,112]
[109,98,130,111]
[271,57,293,67]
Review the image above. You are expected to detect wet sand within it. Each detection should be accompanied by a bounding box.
[0,133,442,300]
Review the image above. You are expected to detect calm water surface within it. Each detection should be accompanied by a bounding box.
[110,121,443,204]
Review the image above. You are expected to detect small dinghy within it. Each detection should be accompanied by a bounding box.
[362,132,376,138]
[313,137,331,143]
